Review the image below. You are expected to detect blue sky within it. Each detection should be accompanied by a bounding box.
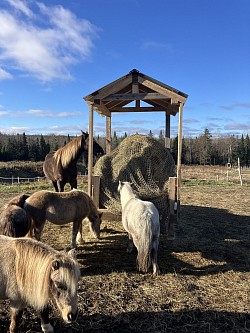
[0,0,249,138]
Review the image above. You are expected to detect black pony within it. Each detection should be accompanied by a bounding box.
[43,131,104,192]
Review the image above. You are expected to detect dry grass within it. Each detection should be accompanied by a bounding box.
[0,179,249,332]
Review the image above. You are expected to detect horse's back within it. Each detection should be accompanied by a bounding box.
[25,190,88,223]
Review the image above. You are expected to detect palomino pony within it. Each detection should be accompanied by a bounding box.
[43,131,104,192]
[24,189,102,249]
[118,181,160,274]
[0,235,80,333]
[0,194,31,237]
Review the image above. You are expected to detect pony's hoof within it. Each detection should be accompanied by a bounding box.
[41,322,54,333]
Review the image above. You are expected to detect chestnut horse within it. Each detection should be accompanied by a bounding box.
[43,131,104,192]
[0,235,80,333]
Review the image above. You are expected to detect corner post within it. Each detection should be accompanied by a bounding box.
[88,102,94,196]
[176,103,184,218]
[106,115,111,154]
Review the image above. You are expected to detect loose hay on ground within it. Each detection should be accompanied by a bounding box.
[0,184,249,332]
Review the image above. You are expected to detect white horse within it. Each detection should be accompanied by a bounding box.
[118,181,160,274]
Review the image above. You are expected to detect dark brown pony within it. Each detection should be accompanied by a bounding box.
[43,131,104,192]
[0,194,31,237]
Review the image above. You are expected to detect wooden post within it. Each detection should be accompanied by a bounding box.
[168,177,177,240]
[176,103,183,219]
[92,175,100,208]
[165,113,171,149]
[106,115,111,154]
[237,157,243,186]
[88,103,94,196]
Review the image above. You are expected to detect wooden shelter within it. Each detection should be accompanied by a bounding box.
[84,69,188,233]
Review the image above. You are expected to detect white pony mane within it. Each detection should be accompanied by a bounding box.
[118,181,137,209]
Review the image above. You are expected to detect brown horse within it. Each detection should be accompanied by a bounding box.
[43,131,104,192]
[0,194,31,237]
[24,189,102,249]
[0,235,80,333]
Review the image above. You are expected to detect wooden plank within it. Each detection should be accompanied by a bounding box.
[110,106,178,115]
[167,177,177,240]
[92,176,100,208]
[103,92,170,101]
[106,116,111,154]
[138,77,187,104]
[176,103,183,204]
[87,103,94,196]
[87,76,132,101]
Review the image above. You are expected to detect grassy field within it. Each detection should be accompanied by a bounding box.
[0,165,249,332]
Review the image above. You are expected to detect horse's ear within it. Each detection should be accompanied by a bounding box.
[81,130,89,139]
[52,260,60,271]
[67,249,77,259]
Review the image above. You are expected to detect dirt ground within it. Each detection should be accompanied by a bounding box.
[0,183,249,332]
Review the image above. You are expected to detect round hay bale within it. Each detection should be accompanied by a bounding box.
[94,134,176,233]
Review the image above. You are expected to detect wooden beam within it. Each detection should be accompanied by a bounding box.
[110,106,178,114]
[167,177,177,240]
[176,103,184,219]
[86,76,132,101]
[106,116,111,154]
[138,77,187,104]
[165,113,170,149]
[103,92,170,101]
[88,103,94,196]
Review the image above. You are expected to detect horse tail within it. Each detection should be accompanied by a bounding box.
[136,221,152,273]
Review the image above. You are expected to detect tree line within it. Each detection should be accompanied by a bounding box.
[0,129,249,167]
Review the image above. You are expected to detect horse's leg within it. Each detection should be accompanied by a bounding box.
[57,181,64,192]
[9,307,23,333]
[34,221,45,241]
[40,306,54,333]
[127,233,134,253]
[76,221,84,245]
[70,179,77,190]
[151,241,160,275]
[71,219,82,249]
[52,181,59,192]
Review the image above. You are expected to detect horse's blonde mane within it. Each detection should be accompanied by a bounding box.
[54,135,84,168]
[14,238,79,310]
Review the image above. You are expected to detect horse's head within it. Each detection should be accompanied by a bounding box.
[93,140,104,157]
[49,251,80,323]
[88,212,102,239]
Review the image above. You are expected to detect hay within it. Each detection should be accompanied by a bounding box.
[94,134,176,233]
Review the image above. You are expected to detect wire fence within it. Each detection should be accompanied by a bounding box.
[0,176,46,185]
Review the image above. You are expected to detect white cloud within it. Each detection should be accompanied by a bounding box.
[0,1,98,82]
[0,67,13,80]
[5,0,34,17]
[24,109,82,117]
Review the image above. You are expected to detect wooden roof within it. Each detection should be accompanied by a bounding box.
[84,69,188,117]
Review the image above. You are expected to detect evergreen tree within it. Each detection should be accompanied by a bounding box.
[148,130,153,137]
[112,131,119,149]
[244,134,250,167]
[40,135,50,160]
[237,134,245,165]
[171,136,178,163]
[20,133,29,160]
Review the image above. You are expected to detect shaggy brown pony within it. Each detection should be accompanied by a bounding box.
[0,194,31,237]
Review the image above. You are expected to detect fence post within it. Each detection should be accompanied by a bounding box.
[238,157,243,186]
[167,177,178,240]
